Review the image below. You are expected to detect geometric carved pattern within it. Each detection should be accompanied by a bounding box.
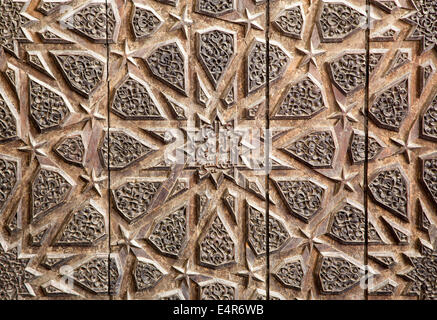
[421,93,437,142]
[29,77,72,132]
[328,51,382,95]
[0,241,39,300]
[317,253,365,294]
[349,130,384,164]
[145,40,188,96]
[54,201,106,246]
[246,39,290,94]
[30,166,74,222]
[54,134,85,167]
[148,205,188,258]
[196,28,236,89]
[133,258,165,291]
[0,91,18,142]
[51,52,105,98]
[0,155,19,215]
[272,74,325,119]
[282,129,337,168]
[99,130,156,170]
[273,4,304,39]
[112,179,162,223]
[0,0,435,302]
[131,4,163,40]
[247,202,289,256]
[198,213,236,269]
[327,200,383,244]
[316,1,366,43]
[273,178,326,222]
[111,74,165,120]
[421,153,437,207]
[369,76,409,132]
[368,165,409,220]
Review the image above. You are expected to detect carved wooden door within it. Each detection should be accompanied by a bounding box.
[0,0,436,300]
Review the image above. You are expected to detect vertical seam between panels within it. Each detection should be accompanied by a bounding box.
[265,0,271,301]
[364,0,371,301]
[105,0,112,300]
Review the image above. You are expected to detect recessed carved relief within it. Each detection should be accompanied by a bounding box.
[198,212,236,268]
[195,0,235,17]
[271,74,325,119]
[246,39,290,95]
[0,0,36,56]
[51,51,105,98]
[198,279,237,300]
[31,166,74,222]
[421,154,437,207]
[281,129,337,168]
[111,74,165,120]
[349,130,384,164]
[247,202,289,256]
[196,28,236,89]
[273,257,305,290]
[112,179,163,223]
[54,201,106,246]
[99,129,156,170]
[54,134,85,167]
[69,255,121,295]
[273,4,304,39]
[60,0,119,43]
[421,93,437,142]
[327,200,383,244]
[0,155,19,215]
[133,258,166,291]
[317,253,366,294]
[145,40,188,96]
[368,165,409,220]
[131,4,163,40]
[148,205,188,258]
[273,178,326,222]
[369,75,409,131]
[402,0,437,54]
[0,241,39,300]
[316,1,366,43]
[29,77,72,132]
[328,51,382,95]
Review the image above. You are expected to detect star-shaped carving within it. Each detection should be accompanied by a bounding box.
[111,225,142,255]
[329,168,359,194]
[403,0,437,54]
[110,40,140,69]
[390,136,422,164]
[328,101,359,130]
[0,238,40,300]
[79,97,106,129]
[296,43,326,68]
[235,258,264,289]
[169,5,193,39]
[297,226,325,254]
[80,168,107,197]
[233,9,264,38]
[18,134,47,165]
[173,259,199,290]
[0,0,37,57]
